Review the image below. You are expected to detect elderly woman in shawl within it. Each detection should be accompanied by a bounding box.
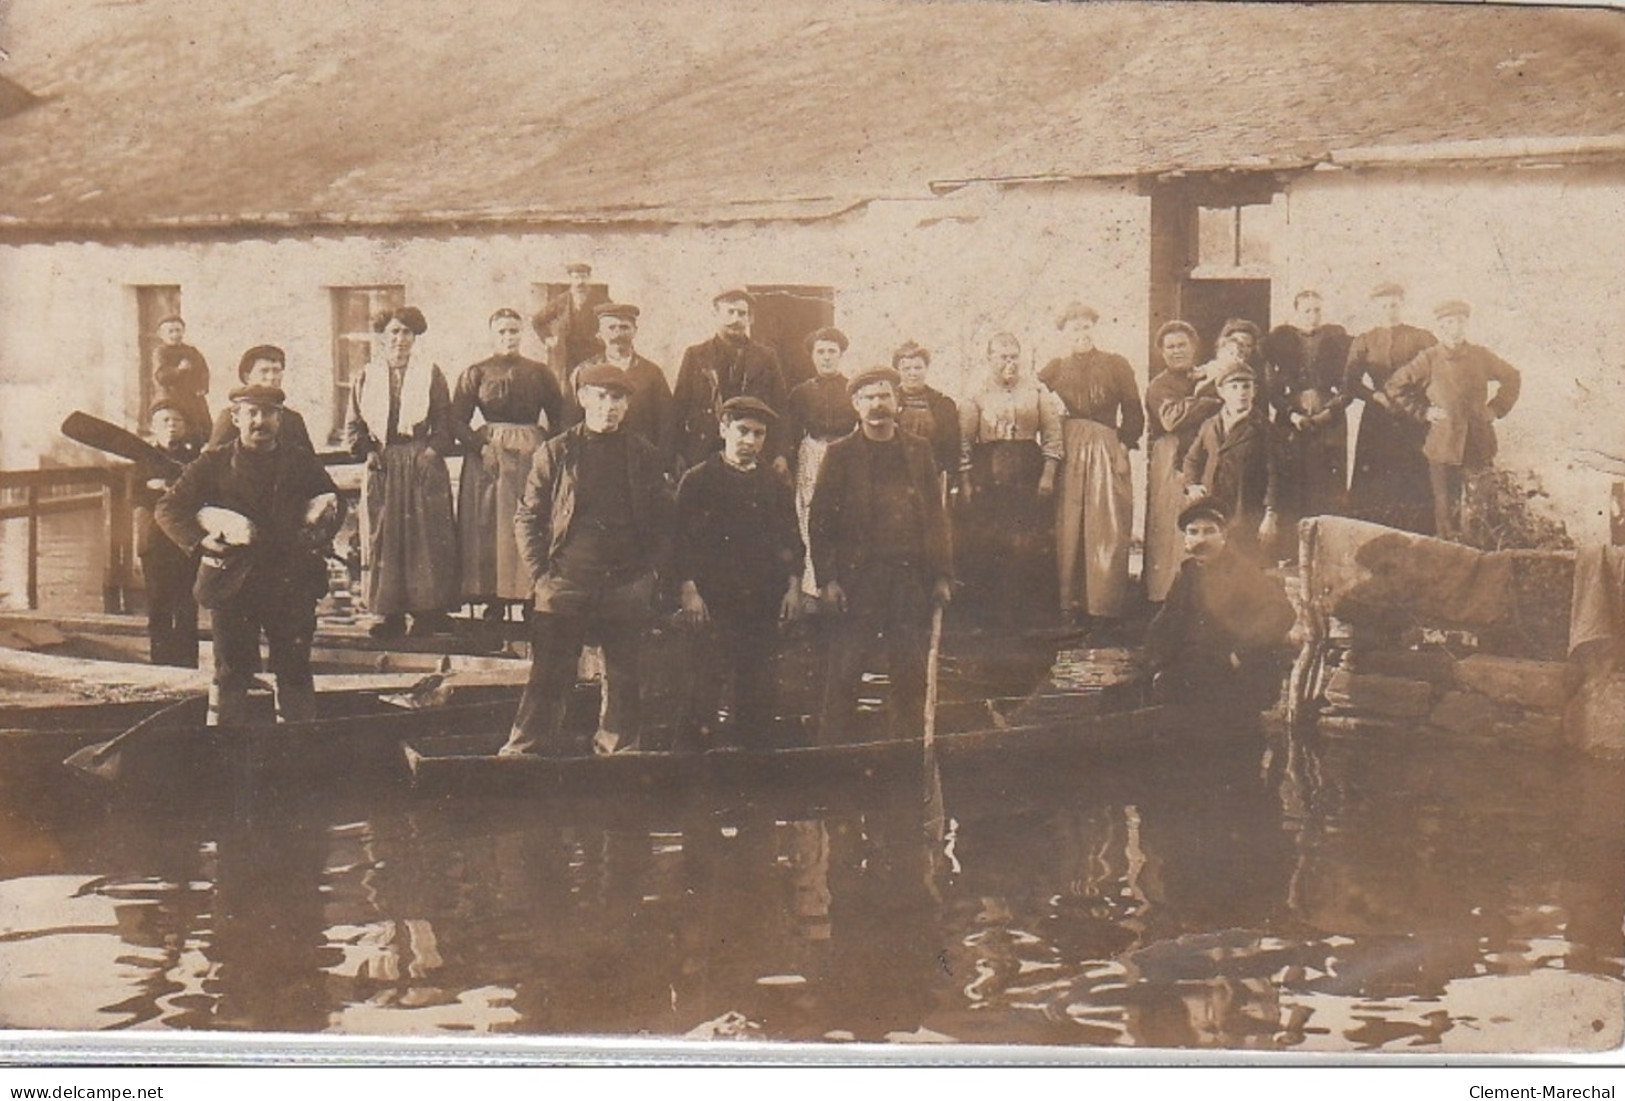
[345,306,461,638]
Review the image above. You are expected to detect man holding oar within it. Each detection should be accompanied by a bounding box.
[155,384,344,725]
[810,366,953,745]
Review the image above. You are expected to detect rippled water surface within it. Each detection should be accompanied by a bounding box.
[1,706,1621,1053]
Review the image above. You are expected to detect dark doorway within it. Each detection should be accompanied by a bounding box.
[745,285,836,392]
[1180,279,1271,358]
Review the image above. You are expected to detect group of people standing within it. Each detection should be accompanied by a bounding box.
[131,273,1523,750]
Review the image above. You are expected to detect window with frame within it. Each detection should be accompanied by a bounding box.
[1193,203,1274,276]
[329,285,405,443]
[132,284,183,429]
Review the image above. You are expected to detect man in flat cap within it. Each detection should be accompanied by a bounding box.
[136,400,202,667]
[501,363,674,757]
[156,384,345,724]
[1182,335,1283,561]
[1343,283,1438,533]
[674,395,804,749]
[205,344,316,454]
[810,366,953,744]
[1382,299,1521,542]
[672,288,789,474]
[564,302,676,471]
[532,261,610,391]
[1144,495,1295,711]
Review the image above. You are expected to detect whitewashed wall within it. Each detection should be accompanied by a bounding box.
[0,178,1149,459]
[1274,165,1625,545]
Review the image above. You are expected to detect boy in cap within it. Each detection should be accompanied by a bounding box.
[205,345,315,453]
[810,366,953,744]
[156,385,345,724]
[1382,300,1522,542]
[501,363,674,757]
[674,395,804,748]
[1144,496,1296,710]
[672,288,788,472]
[565,302,676,469]
[1182,335,1283,561]
[136,401,202,667]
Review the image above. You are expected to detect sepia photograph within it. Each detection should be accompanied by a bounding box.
[0,0,1621,1065]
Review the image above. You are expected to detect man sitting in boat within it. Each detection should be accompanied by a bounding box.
[154,385,345,724]
[810,366,953,745]
[674,396,804,749]
[1143,496,1295,712]
[500,363,674,758]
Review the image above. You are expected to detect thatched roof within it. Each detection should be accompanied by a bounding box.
[0,0,1620,233]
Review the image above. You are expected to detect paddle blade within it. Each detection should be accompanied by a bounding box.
[63,738,125,784]
[61,411,179,476]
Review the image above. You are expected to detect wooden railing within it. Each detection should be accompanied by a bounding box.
[0,464,136,612]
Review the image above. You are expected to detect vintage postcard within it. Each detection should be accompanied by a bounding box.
[0,0,1621,1067]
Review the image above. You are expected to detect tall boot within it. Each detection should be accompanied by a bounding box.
[276,682,317,724]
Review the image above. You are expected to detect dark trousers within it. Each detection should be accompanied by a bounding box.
[819,563,931,746]
[141,544,199,668]
[1428,461,1488,541]
[503,571,652,756]
[686,611,779,747]
[211,594,317,724]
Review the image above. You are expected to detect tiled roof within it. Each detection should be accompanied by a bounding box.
[0,0,1620,232]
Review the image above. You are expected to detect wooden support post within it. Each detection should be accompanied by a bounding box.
[25,485,39,610]
[1611,481,1624,546]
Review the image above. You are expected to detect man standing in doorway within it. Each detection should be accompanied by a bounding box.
[500,364,674,758]
[810,367,953,745]
[151,315,212,447]
[532,261,609,390]
[1382,299,1521,543]
[155,385,344,724]
[672,288,788,474]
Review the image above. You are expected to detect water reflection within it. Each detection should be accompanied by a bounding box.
[0,722,1619,1050]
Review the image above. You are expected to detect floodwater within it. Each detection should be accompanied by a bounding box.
[0,696,1620,1054]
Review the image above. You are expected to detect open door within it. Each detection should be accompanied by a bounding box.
[745,285,836,392]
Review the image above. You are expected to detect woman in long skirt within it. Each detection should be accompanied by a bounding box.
[345,305,460,639]
[1143,321,1220,603]
[783,327,855,600]
[1038,303,1143,629]
[452,308,564,621]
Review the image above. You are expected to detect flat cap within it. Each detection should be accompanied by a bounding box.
[1370,281,1406,299]
[712,287,755,307]
[227,384,286,407]
[1433,299,1472,320]
[155,314,185,328]
[1178,496,1230,530]
[719,395,777,423]
[1213,360,1257,388]
[847,366,902,396]
[594,302,640,322]
[565,261,592,275]
[575,363,633,394]
[148,398,188,421]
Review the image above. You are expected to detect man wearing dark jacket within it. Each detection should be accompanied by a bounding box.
[501,363,675,757]
[156,385,344,724]
[137,400,202,667]
[672,289,788,472]
[810,366,953,745]
[1144,497,1295,711]
[674,396,804,748]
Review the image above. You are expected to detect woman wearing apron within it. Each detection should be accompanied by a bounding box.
[452,308,565,622]
[783,327,856,602]
[345,306,460,639]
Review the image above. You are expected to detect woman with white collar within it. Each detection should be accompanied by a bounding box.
[345,305,460,639]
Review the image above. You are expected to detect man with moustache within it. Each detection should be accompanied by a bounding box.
[674,396,803,749]
[156,384,344,724]
[564,302,676,471]
[1144,497,1295,710]
[500,364,674,758]
[672,288,788,473]
[810,367,953,745]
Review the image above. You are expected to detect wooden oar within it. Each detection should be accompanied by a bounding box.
[60,411,182,478]
[63,695,203,784]
[922,601,947,851]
